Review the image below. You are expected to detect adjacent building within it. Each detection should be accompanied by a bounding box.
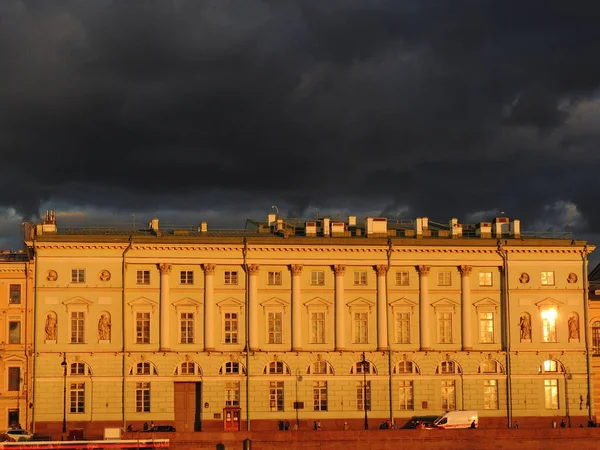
[0,249,33,431]
[24,211,595,435]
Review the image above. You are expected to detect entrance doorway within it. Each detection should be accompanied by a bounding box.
[174,382,202,432]
[8,409,19,428]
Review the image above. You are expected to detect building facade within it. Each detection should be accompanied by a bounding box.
[0,250,33,431]
[26,211,595,435]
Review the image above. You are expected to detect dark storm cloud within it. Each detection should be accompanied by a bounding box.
[1,0,600,245]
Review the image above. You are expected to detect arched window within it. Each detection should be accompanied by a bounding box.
[129,361,158,376]
[393,360,419,374]
[70,362,91,376]
[538,360,564,373]
[218,361,246,375]
[436,360,461,374]
[351,360,377,375]
[306,360,334,375]
[478,360,504,374]
[263,361,290,375]
[592,321,600,356]
[175,361,202,376]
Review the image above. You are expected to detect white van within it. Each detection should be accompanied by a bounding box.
[433,410,478,429]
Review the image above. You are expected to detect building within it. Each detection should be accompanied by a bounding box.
[26,210,595,436]
[0,249,33,431]
[588,263,600,417]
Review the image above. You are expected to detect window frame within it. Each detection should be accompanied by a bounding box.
[544,379,558,409]
[353,311,369,344]
[69,382,85,413]
[310,311,326,344]
[395,271,409,286]
[353,271,367,286]
[223,311,239,344]
[478,312,495,343]
[483,379,498,410]
[313,381,328,411]
[398,380,414,410]
[70,310,86,344]
[541,271,555,286]
[438,271,451,286]
[135,311,151,344]
[180,270,194,285]
[437,311,453,344]
[267,311,283,344]
[356,380,371,411]
[179,312,195,344]
[8,320,21,344]
[269,381,284,412]
[394,311,411,344]
[478,272,493,287]
[225,381,241,406]
[441,380,456,410]
[136,270,150,285]
[135,382,151,413]
[310,270,325,286]
[7,367,21,391]
[9,284,21,304]
[267,271,282,286]
[71,269,85,284]
[224,271,238,285]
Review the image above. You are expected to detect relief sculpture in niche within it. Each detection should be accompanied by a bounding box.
[99,270,111,281]
[45,312,57,341]
[98,313,111,341]
[568,314,579,341]
[519,313,531,340]
[47,270,58,281]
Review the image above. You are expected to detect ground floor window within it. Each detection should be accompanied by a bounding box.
[441,380,455,410]
[136,382,151,412]
[483,379,498,410]
[269,381,284,412]
[356,381,371,411]
[544,379,558,409]
[313,381,327,411]
[398,380,413,410]
[70,382,85,413]
[225,381,240,406]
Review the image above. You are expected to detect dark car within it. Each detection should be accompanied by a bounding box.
[401,416,439,429]
[145,425,176,432]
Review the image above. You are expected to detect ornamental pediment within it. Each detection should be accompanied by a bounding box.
[389,297,418,312]
[172,297,202,309]
[303,297,333,311]
[2,355,26,363]
[346,297,376,311]
[128,297,158,312]
[260,297,289,312]
[431,297,460,311]
[535,297,563,308]
[473,297,500,310]
[216,297,244,312]
[62,296,93,312]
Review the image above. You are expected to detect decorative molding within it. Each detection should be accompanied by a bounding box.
[127,297,158,313]
[303,297,333,312]
[216,297,245,313]
[375,265,388,276]
[290,264,303,275]
[247,264,260,275]
[259,297,290,312]
[346,297,376,311]
[459,265,473,276]
[158,263,172,275]
[417,265,430,276]
[333,265,346,275]
[203,264,216,275]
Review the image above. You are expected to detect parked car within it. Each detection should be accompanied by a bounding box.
[401,416,439,430]
[145,425,176,432]
[5,429,34,441]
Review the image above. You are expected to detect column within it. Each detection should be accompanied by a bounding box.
[376,265,388,350]
[460,265,473,350]
[291,265,303,351]
[203,264,216,351]
[248,264,260,351]
[158,263,172,350]
[334,265,346,351]
[418,265,431,351]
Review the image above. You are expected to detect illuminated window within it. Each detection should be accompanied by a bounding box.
[438,312,452,343]
[395,312,411,344]
[310,312,326,344]
[479,312,494,343]
[479,360,503,374]
[541,271,555,286]
[267,312,282,344]
[441,380,455,410]
[544,379,558,409]
[479,272,492,286]
[353,312,369,344]
[541,308,557,343]
[484,380,498,410]
[399,380,413,410]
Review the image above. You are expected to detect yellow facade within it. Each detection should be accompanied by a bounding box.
[0,250,33,431]
[26,212,596,434]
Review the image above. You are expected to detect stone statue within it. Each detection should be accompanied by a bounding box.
[568,315,579,340]
[519,314,531,340]
[45,313,57,340]
[98,314,111,340]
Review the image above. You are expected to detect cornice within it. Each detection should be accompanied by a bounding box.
[0,268,26,274]
[34,244,130,251]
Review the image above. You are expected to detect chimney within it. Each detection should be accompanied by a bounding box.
[414,218,423,238]
[267,214,276,228]
[510,219,521,238]
[149,218,159,232]
[366,217,388,237]
[476,222,492,238]
[41,209,57,233]
[494,216,510,237]
[276,219,283,232]
[323,218,330,236]
[348,216,357,227]
[449,218,463,238]
[331,221,345,236]
[422,217,429,230]
[305,222,317,237]
[198,222,208,233]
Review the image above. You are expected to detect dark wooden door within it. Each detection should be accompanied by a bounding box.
[174,382,202,432]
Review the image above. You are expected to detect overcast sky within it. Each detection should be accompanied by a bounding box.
[1,0,600,264]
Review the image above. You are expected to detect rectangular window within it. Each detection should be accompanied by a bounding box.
[438,312,452,343]
[137,270,150,285]
[541,271,555,286]
[225,381,240,407]
[313,381,327,411]
[9,285,21,304]
[8,367,20,391]
[398,380,414,410]
[70,311,85,344]
[438,271,451,286]
[356,381,371,411]
[441,380,455,410]
[224,313,238,344]
[395,271,409,286]
[479,272,493,286]
[541,309,557,343]
[479,312,494,343]
[180,312,194,344]
[180,270,194,285]
[267,271,282,285]
[224,271,238,285]
[544,379,558,409]
[353,271,367,286]
[311,271,325,286]
[136,312,150,344]
[71,269,85,283]
[483,380,498,410]
[354,312,368,344]
[311,312,325,344]
[269,381,284,412]
[395,312,411,344]
[267,312,282,344]
[136,382,151,412]
[70,382,85,413]
[8,321,21,344]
